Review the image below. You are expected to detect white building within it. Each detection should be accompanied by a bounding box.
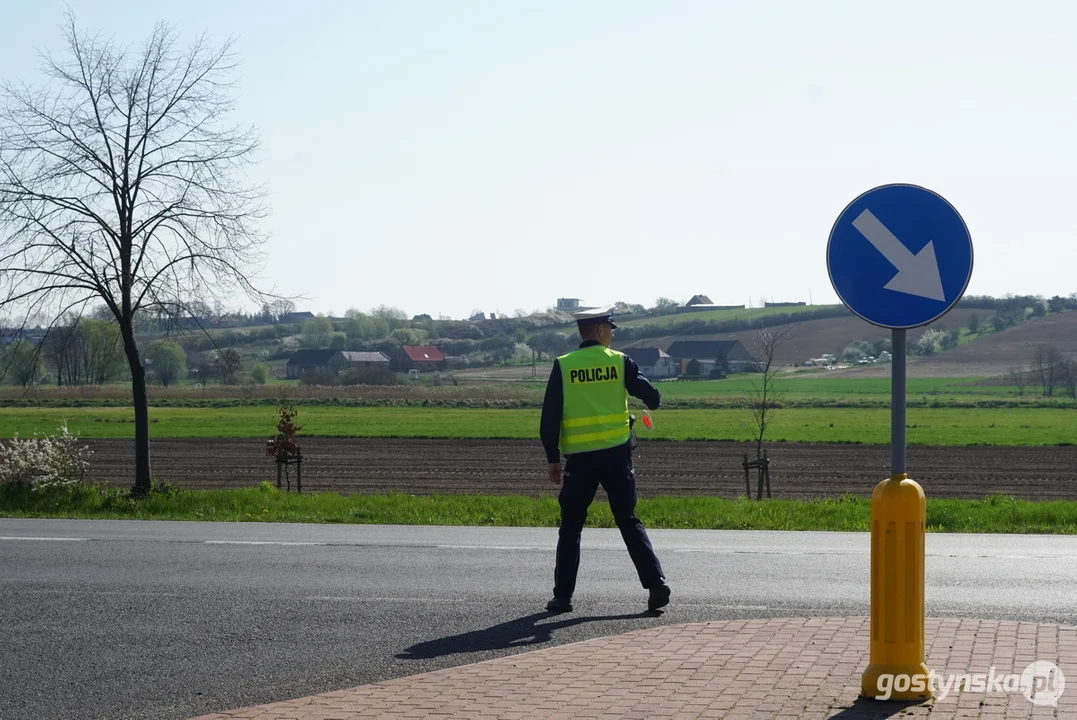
[623,347,677,378]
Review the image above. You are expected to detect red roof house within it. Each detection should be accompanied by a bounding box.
[401,345,446,372]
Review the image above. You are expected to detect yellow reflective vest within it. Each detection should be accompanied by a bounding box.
[557,345,631,454]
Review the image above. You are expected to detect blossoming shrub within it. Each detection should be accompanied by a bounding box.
[0,422,93,490]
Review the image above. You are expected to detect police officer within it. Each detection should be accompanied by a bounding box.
[539,306,670,613]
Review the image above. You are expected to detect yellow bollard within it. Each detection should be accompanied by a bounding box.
[861,474,932,701]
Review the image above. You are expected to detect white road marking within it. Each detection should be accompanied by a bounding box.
[0,536,87,542]
[436,545,548,550]
[674,548,861,555]
[204,541,327,546]
[10,589,182,597]
[308,596,472,603]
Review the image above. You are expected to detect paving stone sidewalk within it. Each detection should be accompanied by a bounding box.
[191,616,1076,719]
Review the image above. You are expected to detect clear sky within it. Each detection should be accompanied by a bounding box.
[2,1,1074,320]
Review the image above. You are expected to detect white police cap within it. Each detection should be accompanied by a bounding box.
[573,306,617,328]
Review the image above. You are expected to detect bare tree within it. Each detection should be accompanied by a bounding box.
[1032,346,1063,397]
[1059,359,1077,400]
[192,352,214,386]
[0,14,274,495]
[270,298,295,321]
[217,347,242,385]
[743,324,794,459]
[1006,367,1026,396]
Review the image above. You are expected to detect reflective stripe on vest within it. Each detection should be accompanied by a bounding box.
[558,346,630,454]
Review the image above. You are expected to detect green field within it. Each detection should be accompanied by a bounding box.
[4,405,1077,445]
[0,375,1051,411]
[4,483,1075,533]
[652,376,1021,401]
[614,304,834,329]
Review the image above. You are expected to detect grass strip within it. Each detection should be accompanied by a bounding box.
[3,483,1076,534]
[2,396,1071,410]
[5,406,1077,445]
[0,376,1054,410]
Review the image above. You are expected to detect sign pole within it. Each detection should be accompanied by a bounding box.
[892,329,906,475]
[861,327,931,702]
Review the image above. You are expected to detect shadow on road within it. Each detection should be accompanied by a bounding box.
[826,697,926,719]
[396,610,655,660]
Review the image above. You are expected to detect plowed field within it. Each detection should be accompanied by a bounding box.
[85,438,1077,501]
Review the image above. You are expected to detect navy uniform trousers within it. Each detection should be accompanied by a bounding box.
[553,443,665,599]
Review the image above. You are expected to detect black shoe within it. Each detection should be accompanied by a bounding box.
[648,583,671,611]
[545,596,573,613]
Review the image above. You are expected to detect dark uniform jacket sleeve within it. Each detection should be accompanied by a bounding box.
[540,360,563,464]
[624,354,662,410]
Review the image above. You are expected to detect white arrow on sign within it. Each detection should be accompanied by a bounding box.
[851,209,945,302]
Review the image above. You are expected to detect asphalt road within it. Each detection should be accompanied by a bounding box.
[1,519,1075,720]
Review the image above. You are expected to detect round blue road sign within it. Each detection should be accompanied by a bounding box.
[827,184,973,330]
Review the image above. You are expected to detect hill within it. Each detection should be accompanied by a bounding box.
[618,307,985,367]
[841,310,1077,378]
[8,295,1063,388]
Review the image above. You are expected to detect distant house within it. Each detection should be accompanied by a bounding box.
[173,315,211,329]
[341,351,391,370]
[286,349,347,379]
[676,294,745,313]
[6,327,47,345]
[279,311,316,325]
[623,347,677,378]
[666,340,754,375]
[401,345,446,372]
[0,327,27,345]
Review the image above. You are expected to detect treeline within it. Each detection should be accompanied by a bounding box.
[956,294,1077,313]
[251,310,577,370]
[1,318,128,388]
[314,329,581,370]
[957,294,1077,332]
[286,305,860,369]
[0,319,259,389]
